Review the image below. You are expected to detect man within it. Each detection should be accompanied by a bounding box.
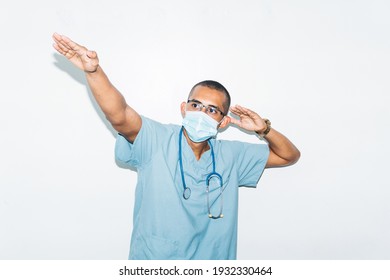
[52,33,300,260]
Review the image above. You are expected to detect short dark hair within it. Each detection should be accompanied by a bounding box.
[188,80,231,115]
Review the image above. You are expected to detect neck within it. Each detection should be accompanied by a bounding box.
[182,129,210,161]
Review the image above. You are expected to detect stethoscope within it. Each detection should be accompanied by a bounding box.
[179,128,224,219]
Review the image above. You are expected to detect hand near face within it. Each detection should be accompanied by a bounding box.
[228,105,267,134]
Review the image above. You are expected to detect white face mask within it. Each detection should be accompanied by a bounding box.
[182,111,220,142]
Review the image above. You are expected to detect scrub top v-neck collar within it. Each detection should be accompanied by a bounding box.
[179,127,214,171]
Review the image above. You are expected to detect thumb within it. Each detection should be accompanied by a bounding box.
[86,50,98,59]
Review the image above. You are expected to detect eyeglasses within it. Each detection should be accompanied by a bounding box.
[187,99,225,117]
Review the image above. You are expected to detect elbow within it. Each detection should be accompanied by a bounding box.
[266,148,301,168]
[288,149,301,166]
[281,149,301,167]
[106,111,127,128]
[109,116,126,128]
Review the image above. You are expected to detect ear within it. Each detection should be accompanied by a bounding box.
[218,116,231,129]
[180,102,187,118]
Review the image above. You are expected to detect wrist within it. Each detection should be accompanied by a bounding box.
[85,65,100,74]
[256,119,271,139]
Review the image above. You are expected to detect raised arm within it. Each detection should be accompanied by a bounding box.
[228,105,300,168]
[52,33,141,143]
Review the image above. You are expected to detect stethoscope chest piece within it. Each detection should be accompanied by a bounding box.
[183,187,191,200]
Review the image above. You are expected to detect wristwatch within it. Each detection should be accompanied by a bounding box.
[257,119,271,139]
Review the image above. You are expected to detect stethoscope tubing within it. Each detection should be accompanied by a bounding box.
[178,128,224,219]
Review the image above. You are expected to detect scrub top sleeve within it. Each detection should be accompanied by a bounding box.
[238,143,270,187]
[115,134,138,167]
[114,116,157,168]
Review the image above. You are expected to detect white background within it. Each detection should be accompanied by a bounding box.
[0,0,389,260]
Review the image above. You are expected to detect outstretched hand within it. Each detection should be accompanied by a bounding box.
[52,33,99,73]
[228,105,267,134]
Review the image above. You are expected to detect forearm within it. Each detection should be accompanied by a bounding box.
[262,128,300,167]
[84,66,141,142]
[85,66,130,126]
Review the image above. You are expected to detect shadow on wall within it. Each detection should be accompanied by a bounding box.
[52,53,117,138]
[52,53,135,171]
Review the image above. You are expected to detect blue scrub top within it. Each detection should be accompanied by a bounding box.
[115,116,269,259]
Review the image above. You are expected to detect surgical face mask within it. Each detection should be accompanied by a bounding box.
[182,111,220,142]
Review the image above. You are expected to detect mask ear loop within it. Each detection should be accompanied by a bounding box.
[216,114,227,131]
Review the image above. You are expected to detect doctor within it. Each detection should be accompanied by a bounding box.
[52,33,300,259]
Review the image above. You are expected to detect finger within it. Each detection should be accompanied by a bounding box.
[53,34,75,56]
[52,42,63,53]
[52,32,63,44]
[53,33,68,53]
[53,33,85,57]
[228,116,241,126]
[231,105,259,118]
[226,112,244,126]
[53,40,71,54]
[230,105,249,116]
[234,105,253,115]
[229,105,241,114]
[52,33,73,50]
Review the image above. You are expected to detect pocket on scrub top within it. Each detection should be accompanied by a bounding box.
[133,233,179,260]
